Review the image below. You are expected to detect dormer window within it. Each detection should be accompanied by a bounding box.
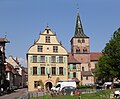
[38,46,43,52]
[53,46,58,53]
[46,36,50,43]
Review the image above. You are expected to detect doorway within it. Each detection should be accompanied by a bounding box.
[45,82,52,90]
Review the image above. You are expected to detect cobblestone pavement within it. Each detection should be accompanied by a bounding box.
[0,88,27,99]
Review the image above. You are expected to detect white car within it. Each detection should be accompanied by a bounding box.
[114,90,120,98]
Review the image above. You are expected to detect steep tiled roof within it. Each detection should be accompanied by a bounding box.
[90,52,102,61]
[68,52,80,63]
[74,13,88,38]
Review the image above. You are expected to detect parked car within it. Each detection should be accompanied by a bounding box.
[114,90,120,98]
[113,83,120,88]
[61,86,76,95]
[51,80,76,92]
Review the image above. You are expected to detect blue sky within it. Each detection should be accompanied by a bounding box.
[0,0,120,66]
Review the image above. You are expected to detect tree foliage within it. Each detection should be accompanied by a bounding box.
[95,27,120,82]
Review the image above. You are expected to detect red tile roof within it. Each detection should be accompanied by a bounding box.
[90,52,102,61]
[68,52,80,63]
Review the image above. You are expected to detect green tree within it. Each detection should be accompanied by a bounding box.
[95,27,120,82]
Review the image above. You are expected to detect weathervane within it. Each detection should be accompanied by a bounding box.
[5,32,7,38]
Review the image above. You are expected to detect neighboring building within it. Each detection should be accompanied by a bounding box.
[21,67,28,88]
[6,56,22,88]
[5,56,28,90]
[27,26,68,92]
[68,12,102,85]
[0,38,9,93]
[5,62,16,90]
[27,12,102,92]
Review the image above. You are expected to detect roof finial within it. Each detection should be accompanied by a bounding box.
[76,3,80,14]
[5,32,7,38]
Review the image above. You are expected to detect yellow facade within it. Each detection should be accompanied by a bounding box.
[27,26,68,92]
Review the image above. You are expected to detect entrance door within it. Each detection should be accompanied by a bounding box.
[45,82,52,90]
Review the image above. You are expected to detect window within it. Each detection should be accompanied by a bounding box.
[53,46,58,53]
[76,49,80,53]
[81,76,83,80]
[82,67,84,71]
[83,48,87,53]
[78,39,81,43]
[51,56,56,63]
[41,67,45,75]
[41,56,45,62]
[34,81,40,88]
[86,76,88,80]
[46,36,50,43]
[33,67,37,75]
[33,56,37,62]
[59,67,63,75]
[38,46,43,52]
[73,64,76,69]
[73,72,76,78]
[52,67,56,75]
[59,56,63,63]
[82,39,85,43]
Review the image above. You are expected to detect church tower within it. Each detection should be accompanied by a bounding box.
[70,12,90,63]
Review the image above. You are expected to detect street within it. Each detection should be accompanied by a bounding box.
[0,88,27,99]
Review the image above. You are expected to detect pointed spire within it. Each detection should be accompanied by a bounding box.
[74,12,88,38]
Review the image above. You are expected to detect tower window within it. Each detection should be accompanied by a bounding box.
[78,39,81,43]
[83,48,87,53]
[82,39,85,43]
[46,36,50,43]
[76,49,80,53]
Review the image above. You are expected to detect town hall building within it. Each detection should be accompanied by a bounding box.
[27,12,102,92]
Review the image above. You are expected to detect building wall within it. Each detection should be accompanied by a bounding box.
[82,76,94,85]
[27,27,68,92]
[68,63,81,80]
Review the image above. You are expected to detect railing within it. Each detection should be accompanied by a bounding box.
[14,92,46,99]
[14,89,113,99]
